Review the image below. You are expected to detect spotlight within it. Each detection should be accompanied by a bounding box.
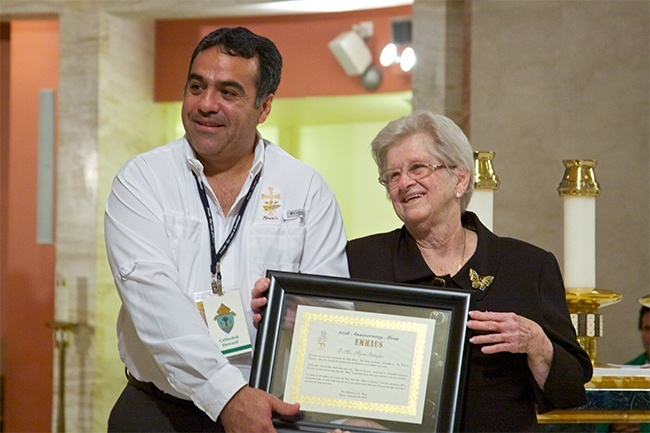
[400,46,416,72]
[379,43,397,67]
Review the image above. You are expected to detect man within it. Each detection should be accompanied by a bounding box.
[105,27,348,432]
[629,306,650,365]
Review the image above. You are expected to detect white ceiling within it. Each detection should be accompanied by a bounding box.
[216,0,413,16]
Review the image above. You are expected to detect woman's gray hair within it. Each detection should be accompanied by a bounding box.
[370,110,474,212]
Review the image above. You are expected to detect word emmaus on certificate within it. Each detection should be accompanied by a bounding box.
[283,305,436,424]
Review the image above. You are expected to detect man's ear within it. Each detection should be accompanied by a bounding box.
[257,94,274,124]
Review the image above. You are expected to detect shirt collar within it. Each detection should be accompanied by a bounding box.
[183,132,266,180]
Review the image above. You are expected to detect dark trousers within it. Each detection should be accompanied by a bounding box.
[108,375,225,432]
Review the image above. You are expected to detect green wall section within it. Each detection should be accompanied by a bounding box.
[290,122,402,240]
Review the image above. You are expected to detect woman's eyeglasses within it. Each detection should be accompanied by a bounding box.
[378,162,447,188]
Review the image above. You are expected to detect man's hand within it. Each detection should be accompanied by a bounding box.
[220,385,300,433]
[251,278,270,328]
[251,277,301,331]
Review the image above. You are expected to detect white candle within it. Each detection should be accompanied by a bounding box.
[563,196,596,293]
[467,189,494,231]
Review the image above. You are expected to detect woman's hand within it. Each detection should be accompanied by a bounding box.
[466,310,553,389]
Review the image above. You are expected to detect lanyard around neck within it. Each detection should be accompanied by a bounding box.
[192,170,261,295]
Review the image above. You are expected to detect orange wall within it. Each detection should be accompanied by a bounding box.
[0,22,8,431]
[1,20,58,433]
[155,6,412,101]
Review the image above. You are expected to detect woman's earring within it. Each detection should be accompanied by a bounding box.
[455,191,462,198]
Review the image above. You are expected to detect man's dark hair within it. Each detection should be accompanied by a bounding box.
[187,27,282,108]
[639,306,650,330]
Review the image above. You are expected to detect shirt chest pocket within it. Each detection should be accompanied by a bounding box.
[163,214,202,290]
[247,222,306,276]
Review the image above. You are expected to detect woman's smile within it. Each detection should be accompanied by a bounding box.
[402,192,425,203]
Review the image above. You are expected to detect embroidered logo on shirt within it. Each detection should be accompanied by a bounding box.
[469,268,494,291]
[261,187,281,220]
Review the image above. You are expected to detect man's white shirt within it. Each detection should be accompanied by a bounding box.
[105,135,349,420]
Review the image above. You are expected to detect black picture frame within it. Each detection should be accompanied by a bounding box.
[250,271,472,433]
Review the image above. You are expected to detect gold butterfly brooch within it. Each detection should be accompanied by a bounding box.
[469,268,494,291]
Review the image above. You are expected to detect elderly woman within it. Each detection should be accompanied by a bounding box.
[346,110,592,431]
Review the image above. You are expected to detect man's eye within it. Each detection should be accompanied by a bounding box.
[188,83,203,93]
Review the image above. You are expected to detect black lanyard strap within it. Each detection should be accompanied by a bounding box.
[193,170,261,294]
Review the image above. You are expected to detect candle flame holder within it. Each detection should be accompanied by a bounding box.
[558,159,600,197]
[473,151,500,190]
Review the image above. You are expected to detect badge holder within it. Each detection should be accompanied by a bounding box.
[191,171,260,359]
[194,268,253,358]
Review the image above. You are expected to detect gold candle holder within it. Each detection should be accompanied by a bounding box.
[639,295,650,308]
[473,151,500,190]
[468,151,501,231]
[558,159,621,366]
[558,159,600,197]
[564,290,622,366]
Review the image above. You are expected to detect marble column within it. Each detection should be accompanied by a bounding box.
[411,0,469,130]
[55,10,102,432]
[55,9,157,432]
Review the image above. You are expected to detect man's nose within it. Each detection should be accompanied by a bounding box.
[198,89,221,114]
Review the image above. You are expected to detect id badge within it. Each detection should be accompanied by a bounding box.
[193,289,253,357]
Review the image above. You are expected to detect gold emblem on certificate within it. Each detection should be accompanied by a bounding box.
[283,305,436,424]
[196,290,252,357]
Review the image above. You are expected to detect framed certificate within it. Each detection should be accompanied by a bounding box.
[250,271,472,433]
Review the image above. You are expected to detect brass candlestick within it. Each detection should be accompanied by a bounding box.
[473,151,500,190]
[47,321,78,433]
[558,160,622,365]
[469,151,501,231]
[639,295,650,308]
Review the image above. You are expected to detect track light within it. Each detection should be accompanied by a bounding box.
[400,46,416,72]
[379,18,415,72]
[379,43,397,67]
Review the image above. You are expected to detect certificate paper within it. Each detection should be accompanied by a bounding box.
[283,305,436,424]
